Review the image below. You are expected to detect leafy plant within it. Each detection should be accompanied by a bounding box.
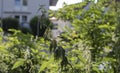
[52,0,118,73]
[2,17,19,32]
[0,0,119,73]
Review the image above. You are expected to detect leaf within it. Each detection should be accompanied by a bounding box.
[92,67,100,73]
[38,57,54,73]
[0,28,2,32]
[98,24,109,29]
[103,57,116,62]
[0,47,8,53]
[12,59,25,70]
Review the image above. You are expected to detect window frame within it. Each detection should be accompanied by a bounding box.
[23,0,28,6]
[22,15,27,23]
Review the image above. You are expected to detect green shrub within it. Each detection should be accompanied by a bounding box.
[20,27,32,34]
[2,17,19,32]
[29,16,53,37]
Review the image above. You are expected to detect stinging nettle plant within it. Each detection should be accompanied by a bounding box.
[0,0,120,73]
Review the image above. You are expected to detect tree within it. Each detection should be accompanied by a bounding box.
[29,6,53,37]
[52,0,118,72]
[29,16,52,37]
[2,17,19,32]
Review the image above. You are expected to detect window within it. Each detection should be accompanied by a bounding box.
[22,16,27,22]
[15,15,20,21]
[23,0,28,6]
[15,0,20,6]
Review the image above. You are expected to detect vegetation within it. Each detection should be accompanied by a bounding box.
[29,6,53,37]
[20,27,32,34]
[29,16,52,37]
[2,17,19,32]
[0,0,120,73]
[0,29,51,73]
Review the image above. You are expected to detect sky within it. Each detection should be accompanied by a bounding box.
[50,0,82,10]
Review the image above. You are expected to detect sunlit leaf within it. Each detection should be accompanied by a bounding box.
[38,57,54,72]
[12,59,25,70]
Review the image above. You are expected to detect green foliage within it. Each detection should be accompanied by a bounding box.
[2,17,19,32]
[29,16,38,36]
[21,27,32,34]
[29,4,53,37]
[0,28,54,73]
[38,57,54,72]
[29,16,53,37]
[0,0,120,73]
[52,0,119,73]
[12,59,25,70]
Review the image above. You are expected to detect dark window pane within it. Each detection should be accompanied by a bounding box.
[15,15,20,20]
[22,16,27,22]
[23,0,28,6]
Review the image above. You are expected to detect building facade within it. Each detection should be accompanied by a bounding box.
[0,0,49,27]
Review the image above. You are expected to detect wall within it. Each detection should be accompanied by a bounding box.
[50,17,72,38]
[0,0,49,24]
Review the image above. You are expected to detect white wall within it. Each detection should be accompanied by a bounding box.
[51,19,71,38]
[0,0,49,23]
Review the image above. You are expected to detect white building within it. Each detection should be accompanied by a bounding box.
[0,0,49,27]
[50,17,72,38]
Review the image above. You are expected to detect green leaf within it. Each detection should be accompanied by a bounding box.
[12,59,25,70]
[92,67,100,73]
[103,57,116,62]
[38,57,54,73]
[0,28,3,32]
[0,47,8,53]
[98,24,109,29]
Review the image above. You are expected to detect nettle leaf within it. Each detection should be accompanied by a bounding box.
[92,67,100,73]
[103,57,116,62]
[0,45,8,53]
[38,57,54,72]
[98,24,110,29]
[12,58,25,70]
